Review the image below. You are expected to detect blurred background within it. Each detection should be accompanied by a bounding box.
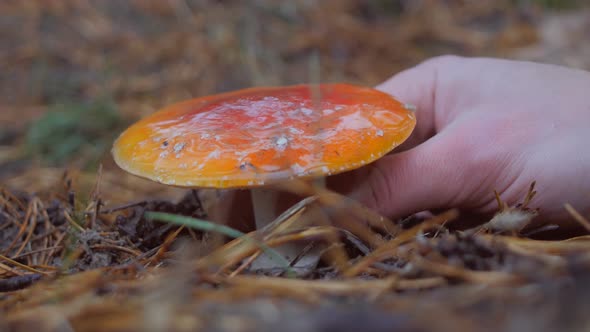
[0,0,589,204]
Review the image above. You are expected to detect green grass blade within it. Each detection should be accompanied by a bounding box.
[145,211,295,276]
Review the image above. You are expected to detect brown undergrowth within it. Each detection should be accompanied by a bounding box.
[1,172,590,331]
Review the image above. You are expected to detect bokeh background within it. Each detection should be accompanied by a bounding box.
[0,0,589,204]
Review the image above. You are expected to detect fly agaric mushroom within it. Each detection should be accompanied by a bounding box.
[112,83,416,269]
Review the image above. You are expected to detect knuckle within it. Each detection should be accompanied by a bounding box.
[365,161,394,212]
[421,54,465,68]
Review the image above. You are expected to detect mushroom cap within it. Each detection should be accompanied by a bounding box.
[112,83,416,188]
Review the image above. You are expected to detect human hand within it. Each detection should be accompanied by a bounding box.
[333,56,590,226]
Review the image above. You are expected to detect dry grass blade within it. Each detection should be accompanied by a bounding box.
[256,195,318,236]
[63,210,86,233]
[565,203,590,231]
[484,234,590,254]
[13,198,40,257]
[250,194,350,272]
[89,244,142,257]
[1,199,34,255]
[202,226,340,275]
[277,179,398,235]
[146,211,295,276]
[411,255,525,286]
[0,262,23,276]
[0,254,50,275]
[343,209,460,277]
[221,275,446,296]
[146,225,185,266]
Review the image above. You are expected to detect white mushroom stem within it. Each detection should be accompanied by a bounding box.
[250,177,326,230]
[250,187,279,230]
[249,178,325,273]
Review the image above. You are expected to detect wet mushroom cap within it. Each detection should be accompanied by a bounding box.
[112,83,416,188]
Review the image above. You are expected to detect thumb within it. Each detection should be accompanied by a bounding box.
[376,55,463,149]
[351,137,460,219]
[351,56,463,218]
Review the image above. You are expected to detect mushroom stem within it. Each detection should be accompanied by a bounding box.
[250,188,279,230]
[250,185,322,274]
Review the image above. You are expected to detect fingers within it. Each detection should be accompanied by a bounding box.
[376,55,463,150]
[350,137,461,220]
[377,61,437,148]
[351,55,469,218]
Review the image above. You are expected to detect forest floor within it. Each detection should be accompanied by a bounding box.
[1,1,590,331]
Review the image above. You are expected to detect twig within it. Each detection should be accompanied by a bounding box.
[147,225,185,265]
[13,198,40,257]
[343,209,459,277]
[0,253,50,275]
[63,210,86,232]
[1,199,34,255]
[100,201,149,214]
[11,245,64,260]
[90,244,142,257]
[565,203,590,232]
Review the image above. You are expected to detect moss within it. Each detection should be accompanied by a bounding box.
[513,0,584,10]
[26,98,124,169]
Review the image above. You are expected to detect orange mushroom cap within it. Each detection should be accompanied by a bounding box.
[112,83,416,188]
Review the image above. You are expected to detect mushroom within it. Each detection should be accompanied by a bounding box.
[112,83,416,270]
